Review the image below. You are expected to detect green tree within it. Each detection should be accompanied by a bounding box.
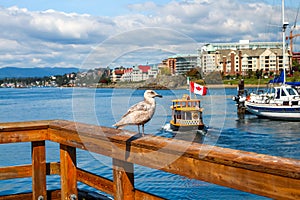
[247,69,253,79]
[186,68,202,80]
[159,67,171,76]
[292,60,300,73]
[255,69,262,79]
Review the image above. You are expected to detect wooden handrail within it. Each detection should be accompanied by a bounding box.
[0,120,300,199]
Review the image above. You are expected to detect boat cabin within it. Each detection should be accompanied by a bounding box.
[272,85,300,105]
[170,95,204,131]
[248,85,300,106]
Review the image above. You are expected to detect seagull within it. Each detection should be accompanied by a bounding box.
[113,90,162,136]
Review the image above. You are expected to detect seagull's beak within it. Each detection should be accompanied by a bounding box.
[155,94,163,98]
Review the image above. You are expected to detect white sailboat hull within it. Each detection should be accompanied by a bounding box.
[245,102,300,120]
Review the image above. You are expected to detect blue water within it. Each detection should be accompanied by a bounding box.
[0,87,299,199]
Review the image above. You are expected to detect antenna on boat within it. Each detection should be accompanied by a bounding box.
[282,0,288,84]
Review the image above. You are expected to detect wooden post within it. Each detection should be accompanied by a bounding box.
[237,79,246,119]
[32,141,47,200]
[60,144,77,200]
[113,159,135,200]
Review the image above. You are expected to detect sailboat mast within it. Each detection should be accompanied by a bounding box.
[282,0,287,84]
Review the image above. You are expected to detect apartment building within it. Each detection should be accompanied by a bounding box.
[118,65,158,82]
[165,54,199,75]
[199,40,290,75]
[111,68,132,83]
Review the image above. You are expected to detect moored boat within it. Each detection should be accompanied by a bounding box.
[245,84,300,120]
[170,94,204,131]
[244,0,300,121]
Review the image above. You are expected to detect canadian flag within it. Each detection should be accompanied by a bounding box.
[190,82,207,96]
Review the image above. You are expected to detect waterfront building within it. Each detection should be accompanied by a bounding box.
[165,54,199,75]
[131,67,145,82]
[119,68,133,82]
[148,69,158,79]
[205,40,282,50]
[199,40,291,75]
[110,68,125,83]
[118,65,158,82]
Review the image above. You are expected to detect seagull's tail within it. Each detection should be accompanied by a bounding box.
[113,123,119,129]
[113,122,125,129]
[113,116,130,128]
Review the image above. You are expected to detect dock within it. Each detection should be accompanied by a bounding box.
[0,120,300,199]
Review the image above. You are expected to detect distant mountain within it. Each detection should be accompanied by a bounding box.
[0,67,79,79]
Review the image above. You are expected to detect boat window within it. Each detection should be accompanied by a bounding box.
[186,112,192,120]
[175,110,181,119]
[281,89,287,96]
[286,88,297,96]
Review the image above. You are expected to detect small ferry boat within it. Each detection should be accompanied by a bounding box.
[170,94,204,131]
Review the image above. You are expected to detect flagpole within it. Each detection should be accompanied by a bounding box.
[188,78,192,98]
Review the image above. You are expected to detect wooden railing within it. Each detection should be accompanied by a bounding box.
[0,120,300,200]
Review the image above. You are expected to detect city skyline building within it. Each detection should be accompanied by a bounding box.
[199,40,291,75]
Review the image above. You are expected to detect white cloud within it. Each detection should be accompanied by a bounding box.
[81,27,199,69]
[0,0,298,69]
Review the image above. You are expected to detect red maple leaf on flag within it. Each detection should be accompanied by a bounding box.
[196,86,202,91]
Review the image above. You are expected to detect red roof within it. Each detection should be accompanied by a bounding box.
[138,65,151,73]
[124,68,133,73]
[114,70,124,75]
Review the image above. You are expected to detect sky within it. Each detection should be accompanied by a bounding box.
[0,0,300,69]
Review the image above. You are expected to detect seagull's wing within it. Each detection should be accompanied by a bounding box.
[122,101,149,118]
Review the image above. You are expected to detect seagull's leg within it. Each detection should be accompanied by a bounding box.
[142,124,144,136]
[138,125,140,134]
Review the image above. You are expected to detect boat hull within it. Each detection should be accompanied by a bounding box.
[245,102,300,121]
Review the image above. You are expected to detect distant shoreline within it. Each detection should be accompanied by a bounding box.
[0,83,266,89]
[93,83,264,90]
[206,84,263,89]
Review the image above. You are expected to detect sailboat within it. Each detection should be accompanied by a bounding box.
[244,0,300,121]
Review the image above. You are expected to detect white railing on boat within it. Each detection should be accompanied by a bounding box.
[176,119,200,125]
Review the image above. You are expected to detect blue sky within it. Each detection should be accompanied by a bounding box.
[0,0,299,69]
[1,0,158,16]
[0,0,176,17]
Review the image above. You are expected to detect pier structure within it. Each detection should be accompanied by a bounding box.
[0,120,300,199]
[237,79,246,118]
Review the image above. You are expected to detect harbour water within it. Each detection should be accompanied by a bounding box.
[0,87,299,199]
